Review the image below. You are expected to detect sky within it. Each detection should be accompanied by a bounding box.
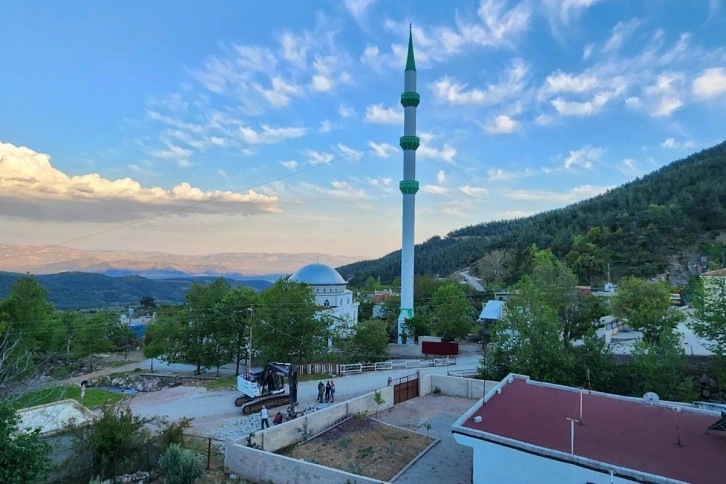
[1,0,725,261]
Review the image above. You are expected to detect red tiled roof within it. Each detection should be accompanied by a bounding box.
[460,377,726,483]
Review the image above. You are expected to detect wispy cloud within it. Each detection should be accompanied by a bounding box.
[239,124,307,144]
[459,185,488,197]
[280,160,299,169]
[562,145,603,169]
[503,184,611,203]
[368,141,398,158]
[418,133,456,163]
[692,67,726,98]
[304,150,334,166]
[364,104,403,124]
[483,115,518,134]
[660,137,695,149]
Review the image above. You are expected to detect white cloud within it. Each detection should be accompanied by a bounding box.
[418,133,457,163]
[319,120,333,133]
[277,31,310,67]
[0,141,279,222]
[459,185,488,197]
[486,168,533,181]
[366,177,392,188]
[364,104,403,124]
[305,150,334,166]
[421,185,449,195]
[692,67,726,98]
[436,170,446,184]
[504,184,611,203]
[457,0,531,47]
[431,58,527,105]
[618,158,640,177]
[337,143,363,161]
[338,104,355,117]
[297,180,367,200]
[562,145,603,169]
[344,0,377,23]
[551,92,610,116]
[660,137,695,149]
[643,73,685,117]
[582,43,594,60]
[368,141,397,158]
[602,18,641,53]
[483,115,518,134]
[543,71,599,94]
[152,140,193,167]
[239,124,306,144]
[281,160,298,169]
[361,45,380,67]
[431,78,487,104]
[254,76,302,106]
[543,0,601,31]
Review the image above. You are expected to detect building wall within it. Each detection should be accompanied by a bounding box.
[454,434,633,484]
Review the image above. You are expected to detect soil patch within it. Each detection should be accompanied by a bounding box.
[279,416,434,481]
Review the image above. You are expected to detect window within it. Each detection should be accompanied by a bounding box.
[324,299,330,307]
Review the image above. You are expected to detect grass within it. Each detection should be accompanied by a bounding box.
[12,385,128,410]
[199,375,237,391]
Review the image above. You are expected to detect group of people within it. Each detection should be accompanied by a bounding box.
[317,380,335,403]
[260,379,338,430]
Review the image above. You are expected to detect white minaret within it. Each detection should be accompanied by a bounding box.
[397,26,420,344]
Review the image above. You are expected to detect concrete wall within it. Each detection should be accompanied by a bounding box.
[420,374,497,400]
[225,442,383,484]
[242,386,395,452]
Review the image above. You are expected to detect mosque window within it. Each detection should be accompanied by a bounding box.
[324,300,330,307]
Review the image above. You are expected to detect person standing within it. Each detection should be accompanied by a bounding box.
[317,381,324,403]
[260,405,269,430]
[325,381,331,402]
[330,380,336,403]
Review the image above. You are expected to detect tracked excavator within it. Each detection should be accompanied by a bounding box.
[235,362,299,417]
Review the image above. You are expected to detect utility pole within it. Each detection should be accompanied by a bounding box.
[246,306,254,378]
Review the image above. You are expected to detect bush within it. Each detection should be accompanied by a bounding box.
[158,417,193,452]
[158,444,204,484]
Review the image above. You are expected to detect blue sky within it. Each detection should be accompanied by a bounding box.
[1,0,725,261]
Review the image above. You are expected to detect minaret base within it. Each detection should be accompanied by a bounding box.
[397,308,414,345]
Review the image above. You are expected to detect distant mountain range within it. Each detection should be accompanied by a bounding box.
[0,244,362,279]
[0,271,274,310]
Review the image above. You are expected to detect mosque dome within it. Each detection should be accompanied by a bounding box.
[289,263,346,285]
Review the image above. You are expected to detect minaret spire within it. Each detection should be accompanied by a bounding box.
[397,27,420,344]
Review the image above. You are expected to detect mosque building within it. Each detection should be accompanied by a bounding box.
[288,263,359,331]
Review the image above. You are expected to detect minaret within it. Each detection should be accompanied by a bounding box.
[397,26,420,344]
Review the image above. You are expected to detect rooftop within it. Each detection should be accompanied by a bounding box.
[454,375,726,483]
[17,399,96,436]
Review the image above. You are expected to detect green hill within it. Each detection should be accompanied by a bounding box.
[338,141,726,287]
[0,271,273,309]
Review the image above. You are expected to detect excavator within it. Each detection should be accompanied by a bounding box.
[235,362,299,417]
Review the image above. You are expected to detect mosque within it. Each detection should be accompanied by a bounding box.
[288,263,359,331]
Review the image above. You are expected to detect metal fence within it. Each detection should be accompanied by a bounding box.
[182,433,225,470]
[297,362,340,376]
[339,356,455,375]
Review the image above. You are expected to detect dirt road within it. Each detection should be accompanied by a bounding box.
[127,355,483,438]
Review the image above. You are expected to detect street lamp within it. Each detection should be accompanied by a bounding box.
[246,306,254,378]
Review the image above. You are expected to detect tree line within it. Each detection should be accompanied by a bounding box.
[339,140,726,288]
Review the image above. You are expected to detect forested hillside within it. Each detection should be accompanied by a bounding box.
[0,272,272,309]
[338,141,726,287]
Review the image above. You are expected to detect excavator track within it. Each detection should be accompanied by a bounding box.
[241,393,291,415]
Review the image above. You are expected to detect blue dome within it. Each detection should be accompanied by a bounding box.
[289,263,346,285]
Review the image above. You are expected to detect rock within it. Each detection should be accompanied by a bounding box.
[702,389,711,398]
[229,474,239,481]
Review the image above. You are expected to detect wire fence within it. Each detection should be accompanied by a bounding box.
[182,433,226,470]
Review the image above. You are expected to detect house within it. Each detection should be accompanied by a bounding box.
[452,374,726,483]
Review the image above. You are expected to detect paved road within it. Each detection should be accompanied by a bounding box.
[459,271,484,292]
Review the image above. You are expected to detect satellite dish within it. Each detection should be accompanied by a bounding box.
[643,392,660,405]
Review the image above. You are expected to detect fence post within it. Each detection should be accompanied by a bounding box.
[207,437,212,470]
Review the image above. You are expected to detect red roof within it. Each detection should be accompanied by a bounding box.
[459,377,726,483]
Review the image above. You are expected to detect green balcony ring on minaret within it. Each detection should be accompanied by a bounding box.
[400,92,420,108]
[399,135,420,151]
[399,180,419,194]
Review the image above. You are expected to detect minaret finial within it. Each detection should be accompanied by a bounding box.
[405,25,416,72]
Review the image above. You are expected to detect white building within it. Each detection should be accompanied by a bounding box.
[452,373,726,484]
[288,263,359,331]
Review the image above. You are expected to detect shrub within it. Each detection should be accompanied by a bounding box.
[158,443,204,484]
[158,417,193,451]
